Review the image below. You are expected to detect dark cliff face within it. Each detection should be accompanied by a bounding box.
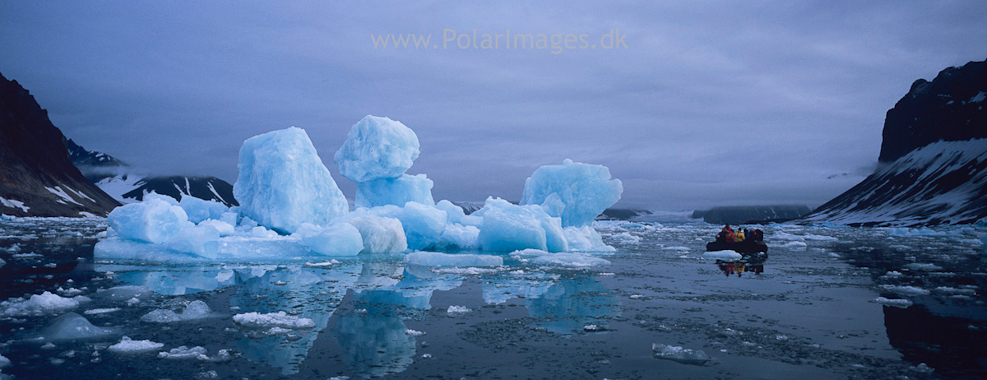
[0,72,120,217]
[806,58,987,226]
[694,205,811,225]
[879,59,987,163]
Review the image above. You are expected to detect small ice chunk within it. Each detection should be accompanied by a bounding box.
[447,305,471,314]
[40,312,116,341]
[333,115,421,182]
[881,285,931,296]
[233,311,316,329]
[405,329,425,337]
[873,297,913,308]
[404,251,503,267]
[294,223,364,256]
[652,343,711,365]
[108,196,190,244]
[108,336,164,353]
[0,354,10,369]
[233,127,349,234]
[84,308,122,315]
[158,346,208,360]
[141,300,213,323]
[519,159,623,227]
[702,251,743,261]
[906,263,942,271]
[179,196,229,224]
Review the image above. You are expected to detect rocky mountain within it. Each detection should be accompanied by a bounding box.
[65,140,238,207]
[805,58,987,226]
[0,72,120,217]
[693,205,811,225]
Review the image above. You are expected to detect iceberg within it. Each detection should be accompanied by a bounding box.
[475,198,567,253]
[233,127,349,234]
[333,115,421,183]
[355,174,434,208]
[108,195,190,244]
[520,159,623,227]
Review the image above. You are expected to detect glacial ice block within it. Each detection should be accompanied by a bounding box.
[179,196,230,224]
[333,115,421,182]
[370,202,449,251]
[294,223,365,256]
[520,159,623,227]
[355,174,435,208]
[108,196,190,244]
[346,215,408,254]
[233,127,349,234]
[475,198,567,253]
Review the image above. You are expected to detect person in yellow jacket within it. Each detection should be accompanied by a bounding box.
[734,228,745,243]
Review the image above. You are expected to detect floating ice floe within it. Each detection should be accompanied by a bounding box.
[39,312,117,341]
[141,300,213,323]
[447,305,471,314]
[701,251,742,261]
[652,343,711,365]
[233,311,316,329]
[881,285,931,296]
[1,291,90,317]
[108,336,165,353]
[873,297,913,308]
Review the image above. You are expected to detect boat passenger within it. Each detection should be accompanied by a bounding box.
[734,228,745,243]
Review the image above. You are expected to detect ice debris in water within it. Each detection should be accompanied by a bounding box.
[108,336,164,353]
[404,251,503,267]
[234,127,349,234]
[233,311,316,329]
[141,300,212,323]
[511,249,609,268]
[701,250,742,261]
[520,159,623,227]
[652,343,711,365]
[447,306,471,314]
[158,346,208,360]
[96,285,153,303]
[1,291,90,317]
[39,312,117,341]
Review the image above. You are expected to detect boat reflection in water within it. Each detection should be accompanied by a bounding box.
[713,251,768,277]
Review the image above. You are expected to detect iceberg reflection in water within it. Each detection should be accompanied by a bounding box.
[3,218,987,379]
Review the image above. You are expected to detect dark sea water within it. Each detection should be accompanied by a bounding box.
[0,218,985,379]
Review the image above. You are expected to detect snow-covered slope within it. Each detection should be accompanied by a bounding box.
[804,139,987,226]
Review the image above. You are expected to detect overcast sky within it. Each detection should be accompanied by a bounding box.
[1,1,985,210]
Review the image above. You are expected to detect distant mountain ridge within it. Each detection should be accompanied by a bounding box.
[64,141,238,207]
[694,205,810,225]
[0,72,120,217]
[805,58,987,226]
